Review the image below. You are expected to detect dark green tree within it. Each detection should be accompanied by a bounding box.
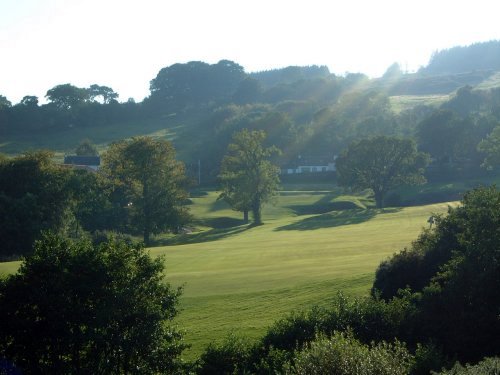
[336,136,429,208]
[219,129,280,224]
[478,126,500,169]
[19,95,39,107]
[372,186,500,362]
[45,83,89,109]
[0,94,12,109]
[149,60,245,110]
[101,136,190,245]
[232,77,263,104]
[75,138,99,156]
[88,84,119,104]
[0,151,74,258]
[0,233,185,374]
[417,109,468,164]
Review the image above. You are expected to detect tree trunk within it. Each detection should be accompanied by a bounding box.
[374,189,385,208]
[243,210,249,223]
[252,199,262,225]
[144,228,150,247]
[143,179,151,246]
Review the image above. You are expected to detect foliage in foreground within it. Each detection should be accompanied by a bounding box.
[285,332,414,375]
[435,357,500,375]
[0,151,75,259]
[373,186,500,362]
[0,233,186,374]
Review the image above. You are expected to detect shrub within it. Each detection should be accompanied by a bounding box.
[435,357,500,375]
[285,331,414,375]
[197,333,253,375]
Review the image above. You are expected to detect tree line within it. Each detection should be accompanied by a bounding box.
[2,54,500,188]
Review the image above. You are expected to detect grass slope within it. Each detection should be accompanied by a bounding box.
[149,189,453,358]
[0,187,454,359]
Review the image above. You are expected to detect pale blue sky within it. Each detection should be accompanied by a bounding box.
[1,0,499,104]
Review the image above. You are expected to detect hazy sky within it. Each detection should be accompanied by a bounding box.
[1,0,499,104]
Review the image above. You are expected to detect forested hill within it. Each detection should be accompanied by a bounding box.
[1,40,500,184]
[419,40,500,75]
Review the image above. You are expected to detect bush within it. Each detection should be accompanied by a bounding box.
[435,357,500,375]
[262,292,414,352]
[197,333,253,375]
[373,186,500,362]
[285,332,414,375]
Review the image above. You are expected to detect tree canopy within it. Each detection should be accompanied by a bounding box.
[478,126,500,169]
[0,151,75,258]
[0,233,185,374]
[335,136,429,208]
[219,129,280,224]
[45,83,89,110]
[372,186,500,362]
[75,138,99,156]
[101,136,190,245]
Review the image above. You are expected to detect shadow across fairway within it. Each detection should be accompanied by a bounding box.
[275,208,400,231]
[154,224,250,246]
[288,200,361,215]
[203,217,246,229]
[209,198,232,212]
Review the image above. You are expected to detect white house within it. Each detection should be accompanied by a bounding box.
[281,155,337,175]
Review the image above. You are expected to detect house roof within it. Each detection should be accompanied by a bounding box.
[63,155,100,166]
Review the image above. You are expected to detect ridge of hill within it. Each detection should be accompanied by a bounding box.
[1,40,500,185]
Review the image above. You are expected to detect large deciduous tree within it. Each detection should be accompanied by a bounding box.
[149,60,245,110]
[219,129,280,225]
[336,136,429,208]
[0,233,185,374]
[88,84,119,104]
[101,136,190,245]
[45,83,89,110]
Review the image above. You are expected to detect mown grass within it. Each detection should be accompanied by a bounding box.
[0,187,455,359]
[148,189,453,358]
[389,94,450,113]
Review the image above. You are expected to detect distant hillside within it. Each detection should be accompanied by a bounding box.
[250,65,331,88]
[2,40,500,185]
[419,40,500,75]
[375,70,494,95]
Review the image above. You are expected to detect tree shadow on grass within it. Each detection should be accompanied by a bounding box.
[288,192,364,215]
[154,224,250,246]
[203,217,246,229]
[288,200,361,215]
[209,198,232,212]
[275,208,400,231]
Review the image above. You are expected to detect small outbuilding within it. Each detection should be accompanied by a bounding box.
[63,155,101,171]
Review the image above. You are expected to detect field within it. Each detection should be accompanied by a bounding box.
[152,187,454,358]
[389,94,450,113]
[0,186,455,359]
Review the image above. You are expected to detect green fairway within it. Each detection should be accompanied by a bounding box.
[0,188,455,359]
[148,189,453,358]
